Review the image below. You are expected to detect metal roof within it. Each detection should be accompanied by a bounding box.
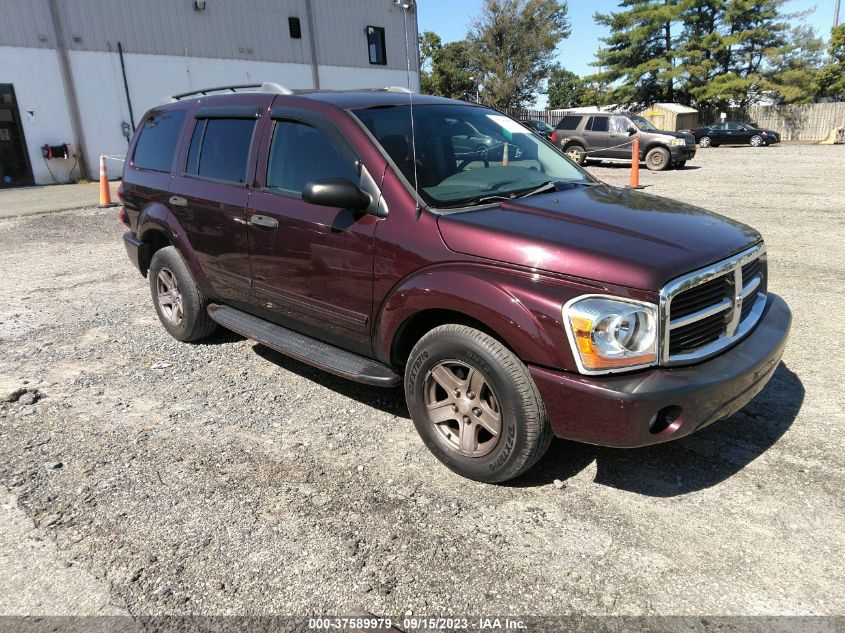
[651,103,699,114]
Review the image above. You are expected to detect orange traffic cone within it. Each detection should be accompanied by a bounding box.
[502,142,509,166]
[626,135,644,189]
[97,155,117,208]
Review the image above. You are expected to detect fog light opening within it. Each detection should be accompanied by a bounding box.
[649,406,683,435]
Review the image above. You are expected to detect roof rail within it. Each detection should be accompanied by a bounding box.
[163,82,294,103]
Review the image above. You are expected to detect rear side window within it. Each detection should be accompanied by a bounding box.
[133,110,186,172]
[267,120,357,195]
[185,118,256,184]
[556,115,581,130]
[587,116,609,132]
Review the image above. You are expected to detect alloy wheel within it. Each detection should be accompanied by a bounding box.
[750,135,763,147]
[156,268,184,326]
[699,136,711,148]
[424,360,502,457]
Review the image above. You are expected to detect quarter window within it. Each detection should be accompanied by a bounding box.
[366,26,386,65]
[555,115,581,130]
[267,120,358,195]
[185,118,256,184]
[133,110,186,172]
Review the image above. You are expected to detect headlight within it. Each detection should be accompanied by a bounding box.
[563,295,658,374]
[671,138,686,146]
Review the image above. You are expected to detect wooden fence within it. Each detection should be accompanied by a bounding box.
[507,102,845,141]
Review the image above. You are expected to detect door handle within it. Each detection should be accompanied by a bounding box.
[249,214,278,229]
[169,195,187,207]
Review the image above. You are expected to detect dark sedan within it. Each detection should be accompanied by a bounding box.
[689,121,781,148]
[519,118,554,139]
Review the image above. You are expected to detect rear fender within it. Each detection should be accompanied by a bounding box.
[136,202,213,297]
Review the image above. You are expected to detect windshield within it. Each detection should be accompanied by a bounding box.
[353,104,592,208]
[531,120,553,132]
[629,115,658,131]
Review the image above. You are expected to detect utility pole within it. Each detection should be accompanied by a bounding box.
[835,0,841,27]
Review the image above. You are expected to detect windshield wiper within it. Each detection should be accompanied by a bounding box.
[435,179,596,209]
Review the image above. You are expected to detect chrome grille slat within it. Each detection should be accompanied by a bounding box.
[660,243,767,365]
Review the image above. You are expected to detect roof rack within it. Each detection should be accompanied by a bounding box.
[163,82,294,103]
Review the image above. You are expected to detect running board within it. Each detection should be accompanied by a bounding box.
[207,304,401,387]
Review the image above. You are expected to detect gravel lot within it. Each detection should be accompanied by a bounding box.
[0,144,843,620]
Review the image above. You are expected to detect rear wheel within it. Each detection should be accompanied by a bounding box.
[564,144,587,165]
[645,147,670,171]
[404,325,552,483]
[149,246,216,342]
[699,136,712,148]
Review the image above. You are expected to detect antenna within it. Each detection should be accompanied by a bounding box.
[400,0,421,218]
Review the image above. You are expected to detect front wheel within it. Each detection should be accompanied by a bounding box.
[645,147,670,171]
[699,136,712,148]
[404,325,552,483]
[750,134,764,147]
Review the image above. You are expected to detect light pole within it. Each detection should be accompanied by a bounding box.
[469,76,480,103]
[835,0,841,27]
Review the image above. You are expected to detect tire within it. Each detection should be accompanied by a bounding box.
[474,144,489,161]
[645,147,670,171]
[564,144,587,165]
[750,134,763,147]
[699,136,712,148]
[673,160,687,169]
[404,324,552,483]
[148,246,216,342]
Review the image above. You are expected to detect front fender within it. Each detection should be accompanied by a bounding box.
[374,262,606,372]
[136,203,213,298]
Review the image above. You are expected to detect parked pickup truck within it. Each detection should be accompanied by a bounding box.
[119,83,791,483]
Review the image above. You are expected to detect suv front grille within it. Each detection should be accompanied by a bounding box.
[661,244,767,365]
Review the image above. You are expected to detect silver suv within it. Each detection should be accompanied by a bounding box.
[551,112,696,171]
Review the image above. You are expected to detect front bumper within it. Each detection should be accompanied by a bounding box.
[529,293,791,447]
[669,144,696,160]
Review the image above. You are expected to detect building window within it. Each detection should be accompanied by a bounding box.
[288,17,301,39]
[366,26,386,65]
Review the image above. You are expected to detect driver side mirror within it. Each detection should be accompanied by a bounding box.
[628,126,638,135]
[302,178,372,212]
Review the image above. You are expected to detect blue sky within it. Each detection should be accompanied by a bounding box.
[417,0,840,106]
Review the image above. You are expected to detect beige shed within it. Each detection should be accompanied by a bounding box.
[637,103,699,131]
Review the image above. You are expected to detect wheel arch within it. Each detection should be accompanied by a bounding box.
[136,202,214,296]
[374,265,572,373]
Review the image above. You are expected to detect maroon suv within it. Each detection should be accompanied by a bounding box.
[119,83,791,483]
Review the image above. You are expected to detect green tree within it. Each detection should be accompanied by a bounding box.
[467,0,570,109]
[546,67,584,108]
[765,24,824,103]
[592,0,685,107]
[815,25,845,100]
[419,31,477,99]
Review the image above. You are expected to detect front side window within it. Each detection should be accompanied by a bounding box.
[266,120,358,195]
[133,110,186,172]
[185,118,255,184]
[353,104,592,208]
[367,26,386,64]
[609,116,631,134]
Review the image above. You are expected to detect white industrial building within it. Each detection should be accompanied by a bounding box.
[0,0,420,186]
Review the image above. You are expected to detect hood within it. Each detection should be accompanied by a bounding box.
[653,129,695,141]
[436,184,761,290]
